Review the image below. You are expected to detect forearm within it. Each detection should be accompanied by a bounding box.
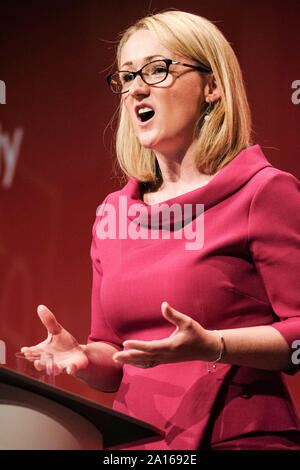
[75,342,123,392]
[215,325,292,372]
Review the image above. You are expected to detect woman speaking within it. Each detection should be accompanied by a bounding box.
[21,10,300,450]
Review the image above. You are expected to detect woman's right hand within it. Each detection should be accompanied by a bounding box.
[21,305,89,376]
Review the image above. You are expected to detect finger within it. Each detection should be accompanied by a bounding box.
[37,305,62,336]
[113,350,153,363]
[33,359,46,372]
[21,347,49,363]
[122,338,168,352]
[113,352,160,369]
[21,346,43,355]
[66,363,77,375]
[113,358,156,368]
[161,301,191,328]
[63,361,81,375]
[53,362,66,376]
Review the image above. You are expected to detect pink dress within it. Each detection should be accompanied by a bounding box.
[88,145,300,449]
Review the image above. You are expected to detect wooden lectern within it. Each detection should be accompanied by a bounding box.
[0,366,163,450]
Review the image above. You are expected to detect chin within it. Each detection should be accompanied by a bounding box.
[137,136,158,150]
[134,127,161,149]
[139,141,156,150]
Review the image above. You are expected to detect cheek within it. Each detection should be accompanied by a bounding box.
[163,91,202,127]
[167,78,203,115]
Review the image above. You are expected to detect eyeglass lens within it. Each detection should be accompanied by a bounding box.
[110,60,169,94]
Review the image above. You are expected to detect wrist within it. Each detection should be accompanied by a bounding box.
[206,330,225,373]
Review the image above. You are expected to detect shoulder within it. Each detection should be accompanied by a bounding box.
[95,178,135,210]
[91,178,137,234]
[251,165,300,191]
[248,165,300,231]
[249,166,300,207]
[100,178,137,206]
[231,144,300,196]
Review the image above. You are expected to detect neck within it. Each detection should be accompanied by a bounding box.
[141,140,218,204]
[152,140,210,192]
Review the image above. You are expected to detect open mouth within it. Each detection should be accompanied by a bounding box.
[137,107,155,122]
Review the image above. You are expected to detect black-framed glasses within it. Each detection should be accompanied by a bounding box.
[106,59,212,94]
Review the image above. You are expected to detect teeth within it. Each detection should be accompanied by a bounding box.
[137,107,155,122]
[138,107,153,115]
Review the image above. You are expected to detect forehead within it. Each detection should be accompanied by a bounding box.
[120,29,173,69]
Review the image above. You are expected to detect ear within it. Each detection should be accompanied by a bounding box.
[204,74,221,104]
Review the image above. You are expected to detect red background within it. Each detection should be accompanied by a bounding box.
[1,0,300,411]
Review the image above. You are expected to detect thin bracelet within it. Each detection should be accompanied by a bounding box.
[207,330,225,373]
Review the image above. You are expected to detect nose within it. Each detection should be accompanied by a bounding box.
[128,74,150,97]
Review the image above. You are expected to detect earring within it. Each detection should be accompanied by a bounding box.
[204,99,214,121]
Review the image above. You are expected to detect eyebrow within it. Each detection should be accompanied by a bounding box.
[120,55,167,70]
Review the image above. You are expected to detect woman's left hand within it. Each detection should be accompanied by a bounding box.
[112,301,221,368]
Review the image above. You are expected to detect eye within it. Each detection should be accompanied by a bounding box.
[144,61,167,76]
[120,72,135,84]
[152,65,167,75]
[154,65,167,74]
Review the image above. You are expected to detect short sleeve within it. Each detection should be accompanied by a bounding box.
[88,198,123,350]
[248,170,300,374]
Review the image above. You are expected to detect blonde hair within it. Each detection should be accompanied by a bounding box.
[114,10,252,183]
